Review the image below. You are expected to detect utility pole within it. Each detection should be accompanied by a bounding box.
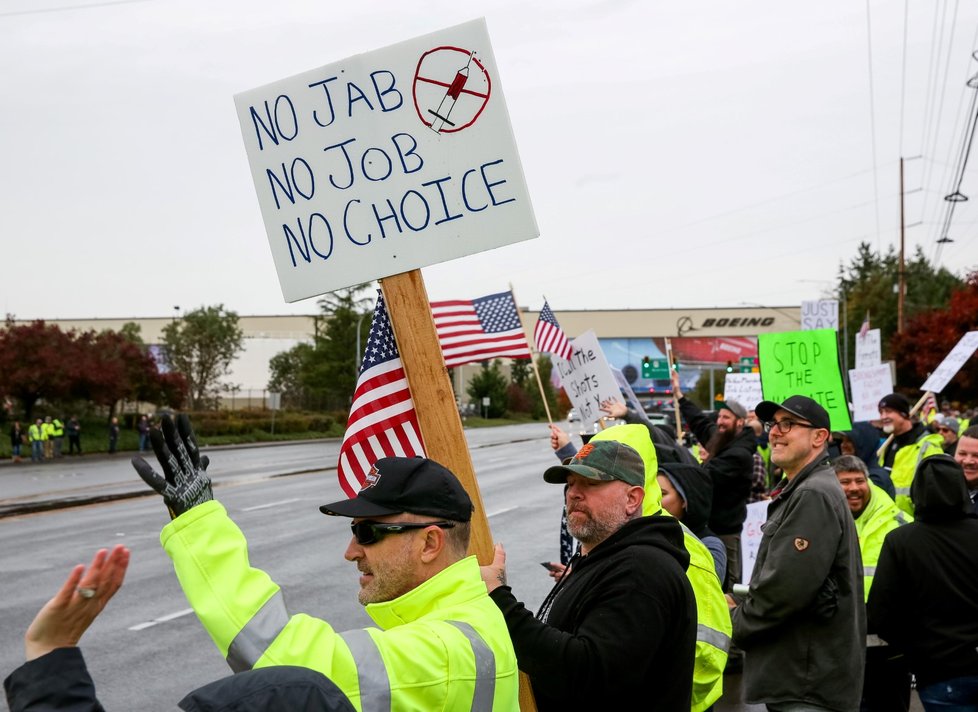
[898,157,906,334]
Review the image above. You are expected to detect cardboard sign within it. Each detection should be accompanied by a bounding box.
[556,331,621,430]
[234,19,539,302]
[758,329,852,431]
[921,331,978,394]
[854,328,881,369]
[848,364,893,422]
[741,500,770,584]
[723,372,763,412]
[800,300,839,330]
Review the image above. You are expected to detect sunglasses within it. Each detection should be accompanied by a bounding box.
[350,519,456,546]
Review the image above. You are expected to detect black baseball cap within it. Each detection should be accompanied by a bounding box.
[755,395,831,431]
[319,457,473,521]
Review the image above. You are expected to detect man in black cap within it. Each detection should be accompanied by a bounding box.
[480,439,696,712]
[729,396,865,712]
[877,392,943,516]
[130,415,519,711]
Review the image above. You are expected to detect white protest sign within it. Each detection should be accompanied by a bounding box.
[234,19,539,302]
[556,331,621,431]
[800,300,839,330]
[741,500,770,584]
[723,372,763,412]
[848,364,894,422]
[921,331,978,393]
[854,328,881,369]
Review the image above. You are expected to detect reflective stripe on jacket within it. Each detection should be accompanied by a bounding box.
[884,434,943,516]
[161,501,519,712]
[853,484,911,600]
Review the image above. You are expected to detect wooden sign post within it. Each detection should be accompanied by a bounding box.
[382,270,537,711]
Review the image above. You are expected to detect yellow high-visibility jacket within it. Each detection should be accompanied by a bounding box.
[881,432,943,516]
[853,484,911,600]
[161,501,519,711]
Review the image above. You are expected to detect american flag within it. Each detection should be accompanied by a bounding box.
[430,291,532,368]
[858,311,871,339]
[337,293,426,498]
[534,300,574,361]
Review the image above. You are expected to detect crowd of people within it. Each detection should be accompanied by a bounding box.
[4,385,978,711]
[7,414,156,463]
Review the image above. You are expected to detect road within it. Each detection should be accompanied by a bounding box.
[0,424,899,711]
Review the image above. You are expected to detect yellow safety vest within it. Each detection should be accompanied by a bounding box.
[853,484,911,600]
[51,419,64,437]
[591,424,730,711]
[881,432,943,516]
[162,501,519,711]
[28,424,43,442]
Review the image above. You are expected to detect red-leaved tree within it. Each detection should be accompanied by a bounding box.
[891,271,978,401]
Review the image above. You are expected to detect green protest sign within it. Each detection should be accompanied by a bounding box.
[758,328,852,432]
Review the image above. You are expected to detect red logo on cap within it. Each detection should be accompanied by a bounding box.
[360,464,381,491]
[575,443,595,460]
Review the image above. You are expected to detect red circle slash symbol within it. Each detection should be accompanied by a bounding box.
[413,46,491,134]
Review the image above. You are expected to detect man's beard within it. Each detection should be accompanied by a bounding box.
[706,426,738,459]
[567,506,628,549]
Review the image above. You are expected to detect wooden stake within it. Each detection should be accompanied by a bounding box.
[664,337,682,444]
[380,271,538,711]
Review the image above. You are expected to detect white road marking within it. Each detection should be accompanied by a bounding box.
[241,498,303,512]
[129,608,194,631]
[487,506,519,518]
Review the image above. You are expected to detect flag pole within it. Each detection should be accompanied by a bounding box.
[510,284,554,425]
[876,391,933,458]
[664,337,682,444]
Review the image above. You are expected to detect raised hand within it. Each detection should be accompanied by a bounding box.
[131,414,212,519]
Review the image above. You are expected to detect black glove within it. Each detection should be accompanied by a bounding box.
[131,414,212,519]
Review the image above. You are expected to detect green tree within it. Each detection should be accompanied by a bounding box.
[510,359,530,388]
[307,285,374,404]
[119,321,144,345]
[161,305,244,410]
[467,360,509,418]
[837,242,961,367]
[268,342,315,408]
[528,355,558,419]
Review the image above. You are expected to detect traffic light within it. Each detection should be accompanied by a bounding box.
[725,360,734,373]
[642,356,652,379]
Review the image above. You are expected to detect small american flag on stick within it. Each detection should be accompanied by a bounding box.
[431,290,532,368]
[534,300,574,361]
[337,292,425,497]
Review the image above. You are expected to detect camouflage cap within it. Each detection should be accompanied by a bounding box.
[543,439,645,487]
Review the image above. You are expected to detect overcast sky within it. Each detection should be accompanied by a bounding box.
[4,0,978,320]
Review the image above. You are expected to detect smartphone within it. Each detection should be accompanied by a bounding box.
[540,562,561,572]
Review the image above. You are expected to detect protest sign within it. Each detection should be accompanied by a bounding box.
[234,18,538,302]
[741,500,770,584]
[556,331,621,430]
[800,300,839,330]
[854,328,881,369]
[723,372,763,412]
[921,331,978,394]
[758,328,852,431]
[612,366,643,413]
[848,364,893,422]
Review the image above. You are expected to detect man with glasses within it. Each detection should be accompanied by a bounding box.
[937,416,960,456]
[728,396,865,712]
[130,414,519,711]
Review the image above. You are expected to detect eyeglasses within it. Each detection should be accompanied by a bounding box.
[350,520,455,546]
[764,419,818,434]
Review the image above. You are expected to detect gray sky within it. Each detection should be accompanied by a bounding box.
[4,0,978,320]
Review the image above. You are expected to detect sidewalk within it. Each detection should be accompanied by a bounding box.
[0,438,336,519]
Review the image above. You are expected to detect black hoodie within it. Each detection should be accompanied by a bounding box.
[658,460,715,540]
[490,515,695,711]
[867,455,978,686]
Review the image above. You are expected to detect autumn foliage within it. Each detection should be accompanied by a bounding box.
[891,272,978,401]
[0,320,186,420]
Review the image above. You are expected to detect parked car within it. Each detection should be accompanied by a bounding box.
[567,409,580,423]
